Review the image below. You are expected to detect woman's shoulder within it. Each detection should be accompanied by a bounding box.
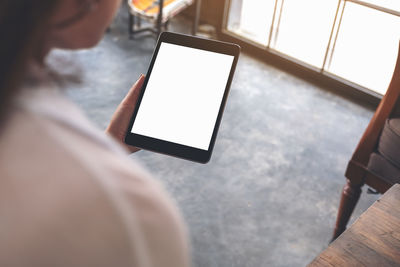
[0,106,135,265]
[0,89,189,267]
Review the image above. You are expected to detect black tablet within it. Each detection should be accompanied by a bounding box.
[125,32,240,163]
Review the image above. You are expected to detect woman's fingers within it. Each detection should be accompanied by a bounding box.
[122,74,145,107]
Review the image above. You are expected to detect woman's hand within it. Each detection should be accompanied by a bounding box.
[106,74,145,153]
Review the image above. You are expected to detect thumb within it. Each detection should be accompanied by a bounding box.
[122,74,145,106]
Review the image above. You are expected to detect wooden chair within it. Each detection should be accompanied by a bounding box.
[332,43,400,241]
[127,0,202,39]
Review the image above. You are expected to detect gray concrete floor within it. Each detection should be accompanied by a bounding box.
[49,9,380,267]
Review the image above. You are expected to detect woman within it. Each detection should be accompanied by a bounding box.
[0,1,189,266]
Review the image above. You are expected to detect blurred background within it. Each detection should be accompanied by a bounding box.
[47,0,400,266]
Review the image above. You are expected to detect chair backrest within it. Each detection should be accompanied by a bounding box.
[345,43,400,185]
[129,0,194,19]
[131,0,170,15]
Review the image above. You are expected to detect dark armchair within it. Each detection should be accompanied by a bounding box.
[332,43,400,240]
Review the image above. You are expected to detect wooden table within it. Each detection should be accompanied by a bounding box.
[308,183,400,266]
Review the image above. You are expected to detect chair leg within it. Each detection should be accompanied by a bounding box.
[332,179,363,241]
[129,13,134,39]
[156,0,164,37]
[164,20,170,31]
[192,0,202,35]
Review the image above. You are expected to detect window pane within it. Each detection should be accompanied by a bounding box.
[359,0,400,12]
[272,0,338,68]
[227,0,276,45]
[327,2,400,95]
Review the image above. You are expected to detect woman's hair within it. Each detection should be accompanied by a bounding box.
[0,1,61,124]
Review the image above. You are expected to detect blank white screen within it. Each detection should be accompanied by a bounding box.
[131,42,234,150]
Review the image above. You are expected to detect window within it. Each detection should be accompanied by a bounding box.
[225,0,400,95]
[227,0,276,45]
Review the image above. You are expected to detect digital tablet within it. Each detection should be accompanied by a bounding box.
[125,32,240,163]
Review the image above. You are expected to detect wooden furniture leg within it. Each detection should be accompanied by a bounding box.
[129,13,134,39]
[156,0,164,37]
[192,0,201,35]
[332,179,363,241]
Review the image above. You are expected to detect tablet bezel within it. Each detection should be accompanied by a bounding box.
[125,32,240,163]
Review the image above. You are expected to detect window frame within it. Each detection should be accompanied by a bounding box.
[217,0,400,106]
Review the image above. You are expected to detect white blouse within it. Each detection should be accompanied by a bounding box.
[0,86,190,267]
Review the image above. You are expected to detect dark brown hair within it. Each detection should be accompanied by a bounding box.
[0,1,61,124]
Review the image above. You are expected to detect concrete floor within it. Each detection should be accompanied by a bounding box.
[49,10,380,267]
